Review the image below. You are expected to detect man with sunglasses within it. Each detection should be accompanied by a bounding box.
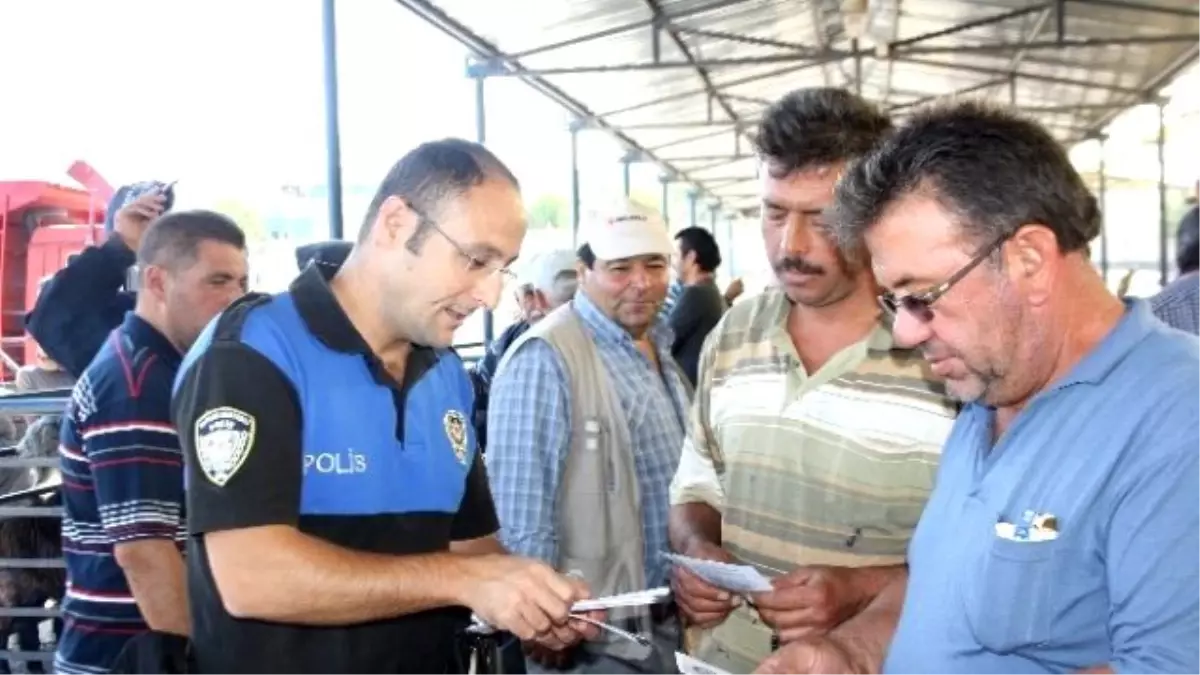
[667,88,958,674]
[171,139,600,673]
[759,103,1198,674]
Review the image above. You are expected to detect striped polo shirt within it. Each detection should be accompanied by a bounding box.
[57,312,185,675]
[669,288,957,672]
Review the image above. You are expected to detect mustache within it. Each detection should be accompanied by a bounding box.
[774,257,825,275]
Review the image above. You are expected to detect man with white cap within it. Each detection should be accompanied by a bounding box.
[486,201,690,673]
[470,249,579,452]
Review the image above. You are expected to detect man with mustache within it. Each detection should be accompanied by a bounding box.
[667,88,958,673]
[761,102,1198,674]
[486,201,691,673]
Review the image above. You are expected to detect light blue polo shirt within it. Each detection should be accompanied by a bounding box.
[885,301,1199,674]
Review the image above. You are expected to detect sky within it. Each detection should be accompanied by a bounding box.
[1,0,1193,304]
[0,0,637,205]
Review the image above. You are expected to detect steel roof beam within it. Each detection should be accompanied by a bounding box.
[597,59,841,118]
[891,56,1145,94]
[645,127,738,152]
[893,33,1197,57]
[1066,0,1199,18]
[471,52,850,76]
[672,26,820,53]
[607,120,744,129]
[504,0,755,60]
[393,0,730,203]
[660,154,755,163]
[890,3,1052,50]
[474,34,1193,76]
[1080,42,1199,139]
[888,77,1010,111]
[643,0,749,151]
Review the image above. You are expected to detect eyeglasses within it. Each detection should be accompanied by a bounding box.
[877,230,1013,322]
[407,201,517,284]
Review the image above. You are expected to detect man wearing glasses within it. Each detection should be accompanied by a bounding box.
[760,103,1198,674]
[667,88,958,674]
[171,139,600,673]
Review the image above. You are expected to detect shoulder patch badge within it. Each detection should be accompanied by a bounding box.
[443,410,468,465]
[194,407,256,486]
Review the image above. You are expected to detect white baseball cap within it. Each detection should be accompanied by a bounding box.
[518,249,578,292]
[581,200,674,261]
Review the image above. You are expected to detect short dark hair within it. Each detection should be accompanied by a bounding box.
[137,210,245,269]
[577,244,595,269]
[674,227,722,273]
[1176,205,1198,274]
[831,101,1100,257]
[754,87,892,178]
[360,138,520,249]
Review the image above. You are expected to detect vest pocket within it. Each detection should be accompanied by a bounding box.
[961,536,1060,652]
[558,418,612,560]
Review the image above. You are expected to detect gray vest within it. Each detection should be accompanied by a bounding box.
[495,303,651,656]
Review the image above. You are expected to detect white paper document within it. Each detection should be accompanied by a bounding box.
[571,586,671,612]
[676,651,732,675]
[662,553,774,594]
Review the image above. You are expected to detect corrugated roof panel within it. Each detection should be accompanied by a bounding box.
[398,0,1197,212]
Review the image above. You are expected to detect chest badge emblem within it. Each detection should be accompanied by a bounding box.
[443,410,469,465]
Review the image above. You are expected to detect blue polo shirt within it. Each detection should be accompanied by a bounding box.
[56,312,185,675]
[885,301,1199,674]
[171,265,498,674]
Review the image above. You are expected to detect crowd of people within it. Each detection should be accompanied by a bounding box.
[1,85,1197,674]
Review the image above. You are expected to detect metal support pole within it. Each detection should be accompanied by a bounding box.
[660,177,670,225]
[1098,135,1108,283]
[1157,100,1168,287]
[1008,75,1017,107]
[725,214,736,278]
[570,125,581,247]
[688,191,698,227]
[852,39,862,96]
[474,74,493,345]
[623,159,632,197]
[709,204,718,231]
[321,0,344,240]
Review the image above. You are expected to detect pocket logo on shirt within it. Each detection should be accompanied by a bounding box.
[443,410,468,465]
[194,407,256,487]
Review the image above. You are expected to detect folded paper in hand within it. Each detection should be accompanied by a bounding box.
[570,586,671,612]
[469,587,671,634]
[676,651,732,675]
[662,553,773,593]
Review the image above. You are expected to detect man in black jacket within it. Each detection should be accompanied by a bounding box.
[25,193,353,378]
[668,227,727,386]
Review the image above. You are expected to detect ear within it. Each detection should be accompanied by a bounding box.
[1006,224,1059,306]
[532,289,551,311]
[142,264,170,303]
[368,195,419,248]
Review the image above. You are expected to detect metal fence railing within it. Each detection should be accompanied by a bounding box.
[0,390,71,672]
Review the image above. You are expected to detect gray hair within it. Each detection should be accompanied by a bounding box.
[830,100,1099,257]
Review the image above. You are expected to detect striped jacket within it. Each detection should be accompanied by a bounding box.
[670,289,957,672]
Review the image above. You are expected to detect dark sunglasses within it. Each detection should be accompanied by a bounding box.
[878,230,1014,322]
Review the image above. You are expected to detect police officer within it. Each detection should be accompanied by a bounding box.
[172,139,599,673]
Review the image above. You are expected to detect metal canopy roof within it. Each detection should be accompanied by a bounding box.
[395,0,1197,216]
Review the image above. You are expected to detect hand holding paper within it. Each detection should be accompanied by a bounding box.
[664,552,774,593]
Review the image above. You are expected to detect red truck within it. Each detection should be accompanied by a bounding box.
[0,181,106,379]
